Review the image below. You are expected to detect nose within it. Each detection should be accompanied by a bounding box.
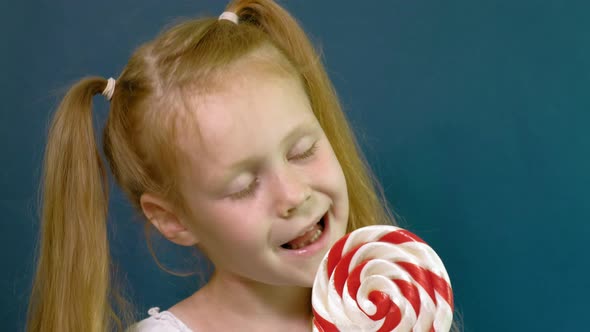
[273,166,311,218]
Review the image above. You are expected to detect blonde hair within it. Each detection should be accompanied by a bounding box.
[27,1,461,331]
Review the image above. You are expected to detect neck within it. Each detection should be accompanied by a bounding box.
[187,270,313,330]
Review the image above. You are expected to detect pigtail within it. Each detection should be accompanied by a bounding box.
[27,77,119,332]
[227,1,315,67]
[227,0,395,231]
[222,4,463,330]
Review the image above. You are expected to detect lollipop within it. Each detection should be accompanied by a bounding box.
[312,225,453,332]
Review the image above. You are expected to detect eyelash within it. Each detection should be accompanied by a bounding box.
[231,179,260,199]
[290,142,318,161]
[230,142,318,200]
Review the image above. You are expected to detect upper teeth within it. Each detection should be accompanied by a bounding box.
[297,223,317,237]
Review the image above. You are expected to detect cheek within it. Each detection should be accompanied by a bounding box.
[197,204,265,246]
[310,148,347,190]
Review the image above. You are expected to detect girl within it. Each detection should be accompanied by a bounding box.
[28,0,458,331]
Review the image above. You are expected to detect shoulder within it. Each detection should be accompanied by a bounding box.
[127,307,194,332]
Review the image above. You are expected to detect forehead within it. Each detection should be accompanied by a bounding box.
[175,73,316,179]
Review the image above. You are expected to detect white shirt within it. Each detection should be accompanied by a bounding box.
[128,307,194,332]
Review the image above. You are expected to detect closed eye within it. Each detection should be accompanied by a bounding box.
[289,142,318,161]
[230,179,259,200]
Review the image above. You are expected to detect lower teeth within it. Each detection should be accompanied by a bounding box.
[286,228,323,250]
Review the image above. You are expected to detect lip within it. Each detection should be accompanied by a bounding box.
[279,212,331,257]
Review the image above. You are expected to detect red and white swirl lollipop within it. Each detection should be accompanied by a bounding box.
[312,225,454,332]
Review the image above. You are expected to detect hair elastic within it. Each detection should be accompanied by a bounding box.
[218,11,239,24]
[102,77,116,101]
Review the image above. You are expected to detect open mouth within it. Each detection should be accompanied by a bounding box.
[281,214,326,250]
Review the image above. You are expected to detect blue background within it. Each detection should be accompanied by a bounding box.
[2,1,589,331]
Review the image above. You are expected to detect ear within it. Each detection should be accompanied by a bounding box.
[139,193,199,246]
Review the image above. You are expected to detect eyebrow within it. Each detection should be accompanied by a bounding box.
[218,121,318,183]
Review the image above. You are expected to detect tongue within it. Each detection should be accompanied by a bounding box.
[287,223,321,248]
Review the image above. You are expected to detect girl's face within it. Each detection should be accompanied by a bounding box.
[176,72,349,287]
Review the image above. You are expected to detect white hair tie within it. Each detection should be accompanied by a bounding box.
[218,11,239,24]
[102,77,116,101]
